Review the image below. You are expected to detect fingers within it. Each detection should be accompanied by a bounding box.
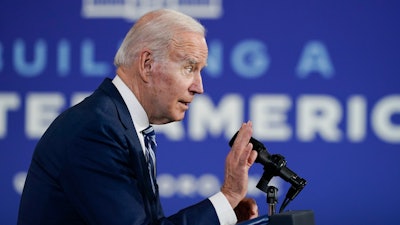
[248,148,258,167]
[232,121,253,151]
[221,121,258,208]
[233,121,257,168]
[247,198,259,219]
[234,198,259,222]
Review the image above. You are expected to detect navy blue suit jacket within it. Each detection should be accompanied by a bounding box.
[18,78,219,225]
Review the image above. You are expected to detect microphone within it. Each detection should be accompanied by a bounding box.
[229,131,307,202]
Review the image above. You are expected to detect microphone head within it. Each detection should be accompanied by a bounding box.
[249,136,267,153]
[229,131,268,152]
[228,131,239,147]
[229,131,271,164]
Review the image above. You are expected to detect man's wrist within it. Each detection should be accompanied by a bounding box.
[209,192,237,225]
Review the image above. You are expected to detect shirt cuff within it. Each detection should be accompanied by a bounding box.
[209,192,237,225]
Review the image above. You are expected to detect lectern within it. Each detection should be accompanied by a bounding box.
[238,211,315,225]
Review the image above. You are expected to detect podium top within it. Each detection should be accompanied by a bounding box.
[237,215,269,225]
[237,210,315,225]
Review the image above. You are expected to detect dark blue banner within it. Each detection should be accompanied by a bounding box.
[1,1,399,224]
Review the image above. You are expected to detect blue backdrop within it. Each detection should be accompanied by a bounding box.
[1,1,400,225]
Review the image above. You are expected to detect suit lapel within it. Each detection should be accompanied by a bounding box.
[98,78,157,200]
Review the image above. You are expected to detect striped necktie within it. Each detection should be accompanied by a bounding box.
[142,125,157,194]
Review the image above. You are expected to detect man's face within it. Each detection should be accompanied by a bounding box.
[147,32,208,124]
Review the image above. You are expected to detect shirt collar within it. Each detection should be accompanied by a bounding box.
[112,74,149,132]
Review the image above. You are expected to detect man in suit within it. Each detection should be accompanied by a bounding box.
[18,9,259,225]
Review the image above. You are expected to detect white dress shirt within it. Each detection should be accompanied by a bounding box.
[112,75,237,225]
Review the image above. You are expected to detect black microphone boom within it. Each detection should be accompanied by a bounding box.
[229,131,307,211]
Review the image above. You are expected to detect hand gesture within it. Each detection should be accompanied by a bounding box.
[221,121,258,208]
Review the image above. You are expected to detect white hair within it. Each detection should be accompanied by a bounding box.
[114,9,206,67]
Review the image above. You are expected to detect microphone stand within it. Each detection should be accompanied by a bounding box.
[267,186,278,216]
[229,131,315,225]
[238,170,315,225]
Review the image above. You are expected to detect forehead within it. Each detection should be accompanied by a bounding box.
[168,32,208,65]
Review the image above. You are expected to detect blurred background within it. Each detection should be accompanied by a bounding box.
[1,0,399,224]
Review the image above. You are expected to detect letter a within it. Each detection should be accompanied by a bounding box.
[296,40,335,79]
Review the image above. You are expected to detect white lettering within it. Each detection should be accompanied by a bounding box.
[0,93,20,138]
[231,39,270,78]
[14,39,47,77]
[189,94,243,140]
[14,169,279,198]
[297,95,342,142]
[251,94,292,141]
[70,92,91,106]
[25,93,65,139]
[296,40,335,79]
[197,174,221,197]
[372,95,400,143]
[347,95,367,142]
[204,40,223,77]
[81,39,111,76]
[157,174,176,197]
[156,173,268,198]
[176,174,197,197]
[57,39,71,76]
[4,38,339,80]
[0,92,397,144]
[13,171,27,194]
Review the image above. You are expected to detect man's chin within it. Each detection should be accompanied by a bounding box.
[175,112,186,121]
[157,112,186,124]
[174,111,186,122]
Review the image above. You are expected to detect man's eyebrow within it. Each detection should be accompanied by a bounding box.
[184,57,207,68]
[186,58,198,65]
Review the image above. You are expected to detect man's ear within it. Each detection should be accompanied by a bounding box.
[139,49,152,82]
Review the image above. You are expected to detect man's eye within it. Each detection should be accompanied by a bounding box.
[185,66,194,73]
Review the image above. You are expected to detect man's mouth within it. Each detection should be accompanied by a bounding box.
[179,101,190,107]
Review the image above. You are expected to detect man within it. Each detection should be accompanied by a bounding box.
[18,9,258,225]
